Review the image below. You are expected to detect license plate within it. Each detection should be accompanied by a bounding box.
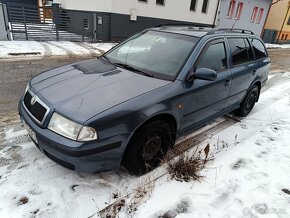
[22,120,38,144]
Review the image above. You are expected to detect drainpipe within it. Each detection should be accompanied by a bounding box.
[277,1,290,43]
[213,0,221,27]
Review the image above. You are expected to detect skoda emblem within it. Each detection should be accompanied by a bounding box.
[30,96,37,105]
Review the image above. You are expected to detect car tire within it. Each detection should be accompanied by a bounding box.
[234,84,260,117]
[123,120,173,175]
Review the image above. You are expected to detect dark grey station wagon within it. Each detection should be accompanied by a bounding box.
[19,25,270,175]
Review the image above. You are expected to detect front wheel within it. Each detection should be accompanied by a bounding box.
[235,84,260,117]
[122,121,173,175]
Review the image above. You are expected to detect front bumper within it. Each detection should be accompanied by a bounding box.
[19,100,125,173]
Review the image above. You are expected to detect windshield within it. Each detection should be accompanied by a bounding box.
[104,31,198,81]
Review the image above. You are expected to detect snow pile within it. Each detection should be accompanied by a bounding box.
[0,41,45,58]
[0,41,116,59]
[265,43,290,49]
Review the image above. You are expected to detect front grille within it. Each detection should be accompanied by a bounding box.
[23,90,49,125]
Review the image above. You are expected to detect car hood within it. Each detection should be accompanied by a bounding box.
[30,58,171,123]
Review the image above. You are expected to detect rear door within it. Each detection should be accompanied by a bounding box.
[181,38,232,131]
[249,38,270,85]
[227,37,258,106]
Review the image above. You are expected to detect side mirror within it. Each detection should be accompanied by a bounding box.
[187,68,217,82]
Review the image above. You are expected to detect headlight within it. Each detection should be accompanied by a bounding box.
[48,113,98,141]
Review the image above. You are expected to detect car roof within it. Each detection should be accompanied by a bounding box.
[149,25,257,38]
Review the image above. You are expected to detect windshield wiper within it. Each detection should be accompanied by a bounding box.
[100,55,111,63]
[113,63,153,78]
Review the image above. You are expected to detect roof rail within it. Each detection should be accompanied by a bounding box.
[155,23,214,28]
[207,28,254,35]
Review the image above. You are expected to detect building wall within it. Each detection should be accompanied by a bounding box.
[111,0,219,25]
[53,0,219,41]
[54,0,219,25]
[217,0,272,36]
[110,13,207,41]
[283,5,290,32]
[0,3,8,40]
[264,0,288,31]
[264,0,290,42]
[278,6,290,42]
[53,0,112,13]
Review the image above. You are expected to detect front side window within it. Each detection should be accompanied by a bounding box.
[196,41,227,72]
[105,31,198,81]
[228,38,250,66]
[250,38,268,59]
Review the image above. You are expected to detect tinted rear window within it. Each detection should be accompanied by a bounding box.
[250,38,268,59]
[245,38,255,61]
[228,38,250,66]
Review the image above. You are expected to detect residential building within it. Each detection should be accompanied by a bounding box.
[263,0,290,43]
[53,0,220,40]
[216,0,272,36]
[0,3,8,40]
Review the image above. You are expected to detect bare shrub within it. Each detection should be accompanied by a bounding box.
[164,145,210,182]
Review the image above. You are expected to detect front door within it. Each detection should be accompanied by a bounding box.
[181,38,232,131]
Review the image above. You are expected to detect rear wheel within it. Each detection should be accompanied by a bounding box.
[235,84,260,117]
[123,121,173,175]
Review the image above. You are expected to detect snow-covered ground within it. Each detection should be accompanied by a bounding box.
[0,72,290,218]
[265,43,290,49]
[0,41,117,60]
[135,73,290,218]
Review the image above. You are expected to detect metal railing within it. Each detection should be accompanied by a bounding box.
[6,2,110,42]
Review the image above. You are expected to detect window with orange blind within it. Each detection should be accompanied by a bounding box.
[256,8,264,24]
[227,0,236,19]
[235,2,244,20]
[251,7,259,23]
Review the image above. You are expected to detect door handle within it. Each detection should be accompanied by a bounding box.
[224,79,230,86]
[252,70,257,75]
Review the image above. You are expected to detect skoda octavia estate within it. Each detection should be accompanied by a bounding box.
[19,25,270,175]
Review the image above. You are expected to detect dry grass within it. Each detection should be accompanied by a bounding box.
[100,198,126,218]
[99,178,155,218]
[126,178,155,216]
[164,144,210,182]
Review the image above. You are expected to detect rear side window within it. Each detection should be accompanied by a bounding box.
[196,41,227,72]
[228,38,252,66]
[245,39,255,61]
[250,38,268,59]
